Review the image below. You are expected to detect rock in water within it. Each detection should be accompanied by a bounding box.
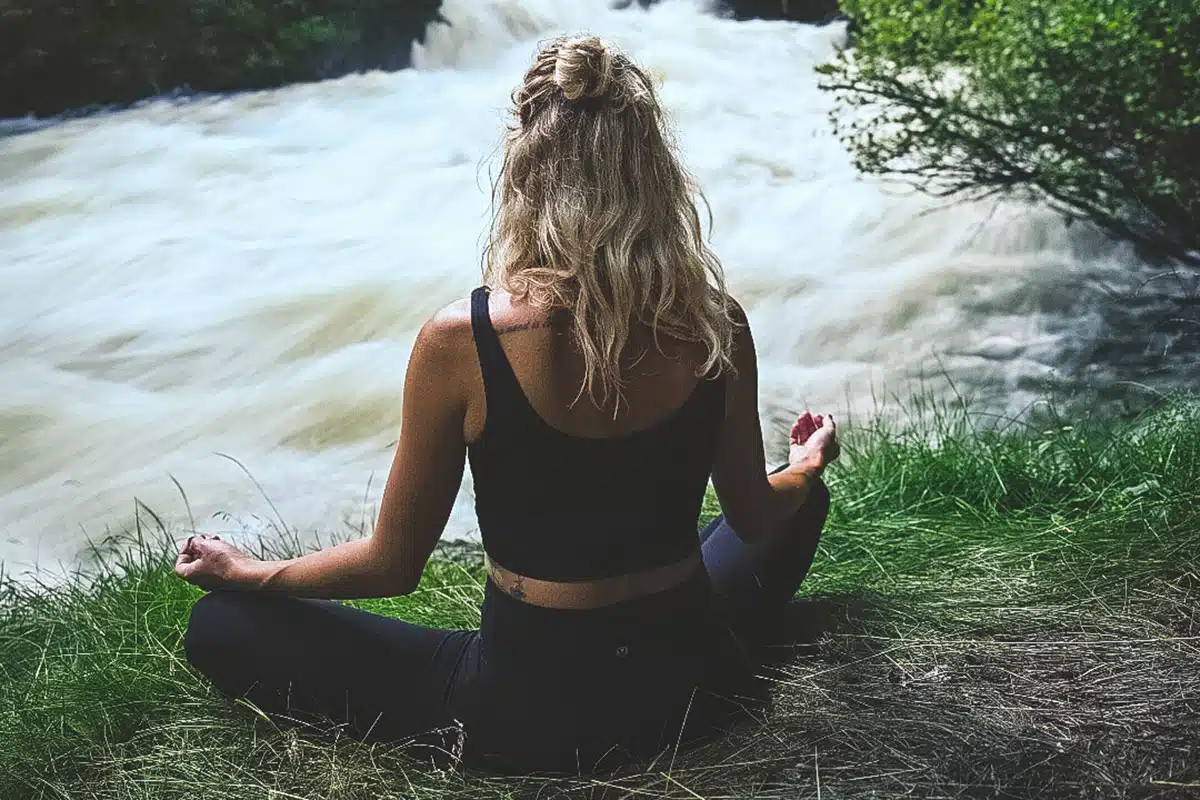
[717,0,845,25]
[621,0,850,29]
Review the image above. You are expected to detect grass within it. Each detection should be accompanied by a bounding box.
[2,393,1199,799]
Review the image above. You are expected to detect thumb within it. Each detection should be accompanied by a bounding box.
[175,556,197,580]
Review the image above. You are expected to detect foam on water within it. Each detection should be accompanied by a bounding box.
[0,0,1193,572]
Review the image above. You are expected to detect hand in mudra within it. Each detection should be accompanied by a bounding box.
[789,411,840,470]
[175,533,253,591]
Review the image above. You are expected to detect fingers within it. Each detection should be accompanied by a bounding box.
[792,412,840,462]
[794,411,817,444]
[823,414,840,462]
[794,411,839,444]
[179,533,221,550]
[175,547,195,578]
[175,534,225,578]
[791,412,812,444]
[175,534,201,574]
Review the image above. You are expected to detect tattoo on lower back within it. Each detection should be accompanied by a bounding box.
[509,574,526,601]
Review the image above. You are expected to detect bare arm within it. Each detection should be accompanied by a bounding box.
[177,303,472,599]
[709,301,830,544]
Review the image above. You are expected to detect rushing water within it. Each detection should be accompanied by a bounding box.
[1,0,1195,572]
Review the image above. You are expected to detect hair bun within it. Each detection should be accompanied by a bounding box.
[553,36,614,102]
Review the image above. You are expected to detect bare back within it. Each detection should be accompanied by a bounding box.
[463,290,713,444]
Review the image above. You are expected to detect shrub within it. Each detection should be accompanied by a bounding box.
[817,0,1200,267]
[0,0,444,118]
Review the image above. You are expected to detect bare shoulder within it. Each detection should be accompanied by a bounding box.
[427,296,473,328]
[413,297,474,367]
[725,294,755,370]
[486,289,560,336]
[725,293,749,325]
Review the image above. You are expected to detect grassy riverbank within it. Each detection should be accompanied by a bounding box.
[2,395,1199,799]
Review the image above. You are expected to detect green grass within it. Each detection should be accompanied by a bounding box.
[2,394,1199,799]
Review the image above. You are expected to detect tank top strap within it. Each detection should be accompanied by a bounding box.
[470,286,526,425]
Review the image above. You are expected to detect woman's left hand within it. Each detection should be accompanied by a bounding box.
[175,534,256,591]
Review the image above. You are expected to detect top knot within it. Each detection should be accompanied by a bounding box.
[552,36,614,102]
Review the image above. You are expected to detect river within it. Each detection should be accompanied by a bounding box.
[1,0,1195,572]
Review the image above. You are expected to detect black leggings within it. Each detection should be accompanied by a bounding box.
[184,476,829,772]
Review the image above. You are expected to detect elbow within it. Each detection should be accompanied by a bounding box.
[387,555,425,596]
[359,565,420,598]
[737,526,769,546]
[376,565,421,597]
[392,574,421,596]
[722,509,770,545]
[361,575,418,599]
[365,537,423,597]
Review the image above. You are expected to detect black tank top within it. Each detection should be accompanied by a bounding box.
[466,286,727,582]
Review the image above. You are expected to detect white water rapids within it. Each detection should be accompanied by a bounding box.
[1,0,1194,572]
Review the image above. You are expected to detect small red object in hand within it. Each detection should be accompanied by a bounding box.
[791,411,825,446]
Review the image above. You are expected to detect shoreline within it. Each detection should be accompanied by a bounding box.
[3,395,1198,797]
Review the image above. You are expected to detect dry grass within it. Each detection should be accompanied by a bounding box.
[2,394,1198,799]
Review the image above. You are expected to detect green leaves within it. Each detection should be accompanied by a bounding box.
[0,0,445,117]
[822,0,1200,265]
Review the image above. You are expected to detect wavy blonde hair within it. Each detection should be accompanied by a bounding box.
[483,34,738,414]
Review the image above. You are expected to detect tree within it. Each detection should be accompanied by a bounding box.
[0,0,444,118]
[816,0,1200,268]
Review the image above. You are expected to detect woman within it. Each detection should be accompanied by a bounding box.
[177,34,840,774]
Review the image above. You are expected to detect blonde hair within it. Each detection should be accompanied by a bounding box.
[483,34,738,415]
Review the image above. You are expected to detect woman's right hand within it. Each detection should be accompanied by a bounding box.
[789,411,840,471]
[175,533,258,591]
